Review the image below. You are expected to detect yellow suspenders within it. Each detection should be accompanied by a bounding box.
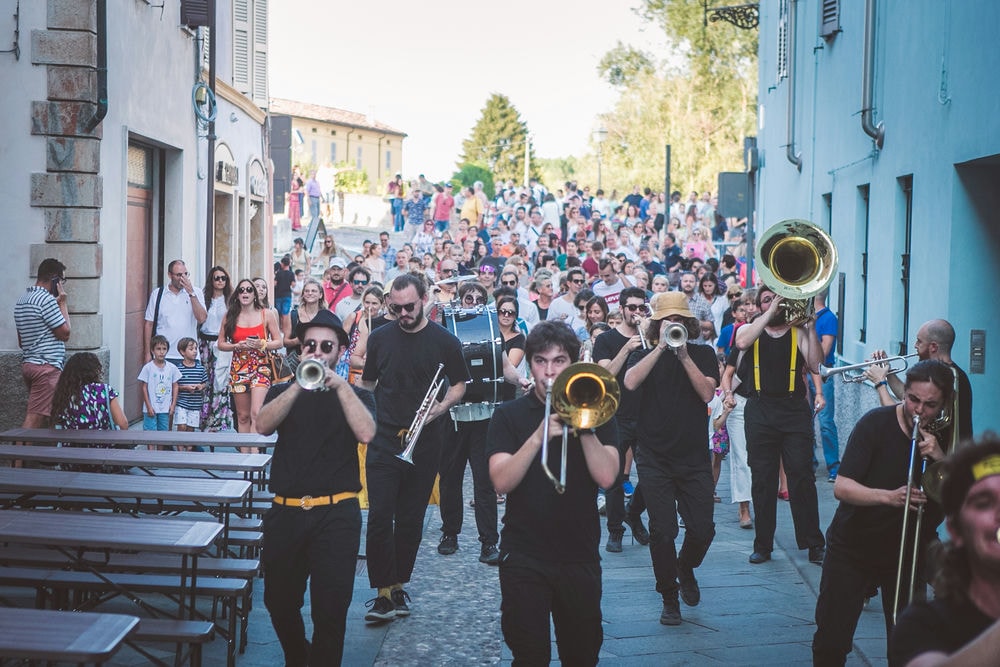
[752,327,798,393]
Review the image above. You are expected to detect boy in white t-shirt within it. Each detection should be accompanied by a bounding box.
[138,334,181,441]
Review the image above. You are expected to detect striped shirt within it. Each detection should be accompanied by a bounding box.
[176,360,208,411]
[14,286,66,368]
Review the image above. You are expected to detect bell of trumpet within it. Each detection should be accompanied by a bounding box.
[551,362,621,431]
[296,358,328,391]
[755,219,838,325]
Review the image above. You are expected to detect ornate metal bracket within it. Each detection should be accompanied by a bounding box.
[704,1,760,30]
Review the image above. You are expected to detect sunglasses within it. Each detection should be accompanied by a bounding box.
[353,280,369,286]
[570,278,585,285]
[388,301,420,315]
[237,286,255,294]
[463,296,486,305]
[213,275,228,282]
[501,280,517,286]
[498,309,516,317]
[439,268,456,275]
[623,304,648,312]
[303,339,336,354]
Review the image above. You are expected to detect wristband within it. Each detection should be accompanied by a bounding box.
[579,427,597,436]
[875,380,888,389]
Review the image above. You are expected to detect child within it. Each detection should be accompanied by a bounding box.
[174,337,207,450]
[138,334,181,446]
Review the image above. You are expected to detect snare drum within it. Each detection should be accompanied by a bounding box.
[441,305,503,422]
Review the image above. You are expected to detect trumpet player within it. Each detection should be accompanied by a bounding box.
[358,273,470,623]
[812,360,952,666]
[733,286,827,567]
[623,292,719,626]
[487,320,620,666]
[593,287,651,553]
[256,309,377,667]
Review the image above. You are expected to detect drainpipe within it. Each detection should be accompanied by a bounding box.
[861,0,885,148]
[205,0,218,264]
[785,0,802,171]
[83,0,107,132]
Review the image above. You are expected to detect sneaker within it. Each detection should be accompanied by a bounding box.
[597,492,607,516]
[660,598,682,626]
[678,564,700,606]
[479,544,500,565]
[438,533,458,555]
[749,550,771,564]
[606,529,624,553]
[623,514,650,546]
[622,480,635,497]
[390,589,411,616]
[364,596,396,622]
[827,473,837,483]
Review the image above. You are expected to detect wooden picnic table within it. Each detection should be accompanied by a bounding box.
[0,443,270,475]
[0,606,139,663]
[0,427,276,451]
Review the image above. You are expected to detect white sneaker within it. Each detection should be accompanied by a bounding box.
[597,493,607,515]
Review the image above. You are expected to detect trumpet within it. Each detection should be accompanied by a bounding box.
[820,353,918,383]
[662,322,688,350]
[540,358,620,494]
[296,359,329,391]
[397,363,445,465]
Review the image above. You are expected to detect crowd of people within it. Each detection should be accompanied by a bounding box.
[11,174,985,666]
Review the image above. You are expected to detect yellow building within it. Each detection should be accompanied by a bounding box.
[270,98,406,196]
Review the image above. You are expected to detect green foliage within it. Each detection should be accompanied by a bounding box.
[333,161,369,194]
[452,163,494,198]
[598,41,656,88]
[459,94,539,185]
[536,156,580,192]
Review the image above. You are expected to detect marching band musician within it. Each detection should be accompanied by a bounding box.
[623,292,719,626]
[256,309,376,666]
[487,320,619,666]
[733,286,827,567]
[812,360,953,666]
[358,273,470,623]
[890,436,1000,666]
[592,286,651,553]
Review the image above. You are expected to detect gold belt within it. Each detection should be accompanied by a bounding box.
[273,492,359,510]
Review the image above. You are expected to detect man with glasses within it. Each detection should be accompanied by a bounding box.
[334,266,371,321]
[594,287,651,553]
[379,231,398,268]
[143,259,207,365]
[257,309,376,666]
[359,273,470,622]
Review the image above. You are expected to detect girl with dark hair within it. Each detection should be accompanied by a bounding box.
[51,352,129,472]
[585,295,610,334]
[200,266,233,431]
[218,279,283,449]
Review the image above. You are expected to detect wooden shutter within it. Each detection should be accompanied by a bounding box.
[233,0,250,94]
[181,0,211,28]
[820,0,840,40]
[252,0,268,108]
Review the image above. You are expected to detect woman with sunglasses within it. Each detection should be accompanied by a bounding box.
[316,233,339,270]
[495,295,526,401]
[218,279,283,450]
[412,219,438,258]
[343,285,385,384]
[283,278,327,368]
[200,266,234,431]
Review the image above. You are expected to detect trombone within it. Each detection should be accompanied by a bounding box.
[820,353,918,383]
[540,358,620,494]
[893,415,925,623]
[397,363,445,465]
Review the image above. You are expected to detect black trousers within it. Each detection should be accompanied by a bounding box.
[605,418,637,532]
[498,550,603,666]
[365,419,445,589]
[637,454,715,600]
[262,500,361,667]
[438,417,498,545]
[745,395,825,554]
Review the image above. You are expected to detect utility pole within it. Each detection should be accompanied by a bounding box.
[523,134,531,188]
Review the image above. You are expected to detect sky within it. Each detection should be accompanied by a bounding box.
[268,0,668,183]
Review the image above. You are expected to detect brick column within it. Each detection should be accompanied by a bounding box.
[29,0,102,351]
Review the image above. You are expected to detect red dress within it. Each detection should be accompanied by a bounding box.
[289,181,302,230]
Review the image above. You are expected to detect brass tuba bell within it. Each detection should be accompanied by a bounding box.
[755,219,838,325]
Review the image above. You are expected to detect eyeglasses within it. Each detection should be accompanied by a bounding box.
[213,275,228,282]
[171,272,189,278]
[388,301,420,315]
[498,309,516,317]
[303,339,336,354]
[353,280,369,286]
[237,286,255,294]
[623,303,648,312]
[463,296,486,305]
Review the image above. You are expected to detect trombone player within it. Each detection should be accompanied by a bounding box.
[487,320,619,666]
[812,360,953,666]
[623,292,720,626]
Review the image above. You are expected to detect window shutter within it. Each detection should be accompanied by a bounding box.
[820,0,840,40]
[252,0,268,108]
[233,0,250,95]
[776,0,789,82]
[181,0,211,28]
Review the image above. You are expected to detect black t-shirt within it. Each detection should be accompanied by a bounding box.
[499,332,525,402]
[263,381,376,497]
[274,269,295,298]
[369,314,394,331]
[362,320,470,433]
[827,406,943,567]
[953,363,973,443]
[591,328,639,421]
[889,596,995,667]
[627,343,719,466]
[735,328,807,398]
[486,392,618,563]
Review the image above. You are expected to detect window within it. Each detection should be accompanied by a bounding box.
[385,150,392,172]
[776,0,789,82]
[820,0,840,40]
[310,140,317,167]
[857,184,871,343]
[896,176,913,356]
[330,142,337,164]
[356,146,363,170]
[233,0,268,108]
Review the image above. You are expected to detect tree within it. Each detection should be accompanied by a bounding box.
[598,41,656,88]
[452,163,494,199]
[459,94,539,185]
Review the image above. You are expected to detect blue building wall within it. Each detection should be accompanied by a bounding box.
[755,0,999,435]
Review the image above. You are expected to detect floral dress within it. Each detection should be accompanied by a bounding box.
[55,382,126,473]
